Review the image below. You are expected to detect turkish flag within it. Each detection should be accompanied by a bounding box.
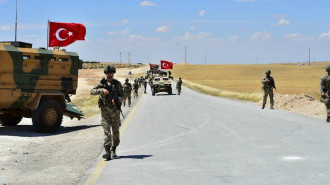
[160,60,173,69]
[49,21,86,47]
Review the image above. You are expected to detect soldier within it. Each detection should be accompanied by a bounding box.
[133,80,139,99]
[176,77,183,95]
[123,78,132,107]
[143,79,148,94]
[90,65,124,160]
[320,65,330,122]
[261,70,276,109]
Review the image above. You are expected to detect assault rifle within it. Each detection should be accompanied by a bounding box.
[267,76,277,92]
[101,78,125,118]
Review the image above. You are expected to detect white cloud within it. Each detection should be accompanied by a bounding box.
[156,25,171,33]
[235,0,255,2]
[121,19,129,24]
[284,33,315,41]
[199,10,206,16]
[190,26,196,31]
[129,34,159,42]
[319,30,330,39]
[250,31,271,41]
[107,28,131,35]
[278,18,290,26]
[0,25,11,31]
[174,32,212,41]
[140,1,156,7]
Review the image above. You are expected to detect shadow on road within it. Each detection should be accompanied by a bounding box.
[0,125,100,137]
[118,155,153,159]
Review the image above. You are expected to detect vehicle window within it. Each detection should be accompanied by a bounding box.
[163,78,168,81]
[23,55,31,60]
[59,58,68,62]
[154,78,160,82]
[50,57,56,61]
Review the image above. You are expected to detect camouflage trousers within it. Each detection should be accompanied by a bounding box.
[123,91,131,106]
[134,89,138,98]
[263,88,274,108]
[144,85,147,93]
[177,87,181,95]
[101,106,121,148]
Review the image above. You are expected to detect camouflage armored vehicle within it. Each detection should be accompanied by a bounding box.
[151,76,172,96]
[0,41,83,133]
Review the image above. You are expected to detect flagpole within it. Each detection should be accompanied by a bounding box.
[47,20,49,49]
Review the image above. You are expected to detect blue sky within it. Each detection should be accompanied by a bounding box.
[1,0,330,64]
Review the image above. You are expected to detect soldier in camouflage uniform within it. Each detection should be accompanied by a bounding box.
[123,78,132,107]
[90,65,124,160]
[261,70,276,109]
[176,77,183,95]
[143,79,148,94]
[320,65,330,122]
[133,80,139,99]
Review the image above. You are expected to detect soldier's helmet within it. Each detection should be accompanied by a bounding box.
[104,64,116,74]
[326,65,330,72]
[179,77,182,80]
[125,78,129,81]
[265,70,271,74]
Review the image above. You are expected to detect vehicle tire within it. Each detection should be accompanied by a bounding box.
[168,87,172,95]
[0,114,22,126]
[32,100,63,133]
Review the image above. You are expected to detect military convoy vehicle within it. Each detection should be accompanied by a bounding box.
[0,41,83,133]
[151,76,172,96]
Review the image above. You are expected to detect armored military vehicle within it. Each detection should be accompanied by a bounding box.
[151,76,172,96]
[0,41,83,133]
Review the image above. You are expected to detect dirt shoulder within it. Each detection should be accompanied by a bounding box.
[256,92,326,120]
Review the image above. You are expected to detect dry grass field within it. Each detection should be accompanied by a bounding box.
[172,62,330,101]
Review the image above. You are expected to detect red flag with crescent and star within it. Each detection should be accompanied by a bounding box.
[160,60,173,69]
[48,21,86,47]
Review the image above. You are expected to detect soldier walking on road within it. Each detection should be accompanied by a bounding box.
[261,70,276,109]
[133,80,139,99]
[90,65,124,160]
[143,79,148,94]
[176,77,183,95]
[123,78,132,107]
[320,65,330,122]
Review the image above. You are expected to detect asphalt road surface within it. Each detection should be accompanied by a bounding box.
[80,84,330,185]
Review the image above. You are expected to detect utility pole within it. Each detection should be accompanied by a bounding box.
[309,48,311,66]
[185,45,187,65]
[15,0,17,41]
[128,52,130,64]
[119,52,122,63]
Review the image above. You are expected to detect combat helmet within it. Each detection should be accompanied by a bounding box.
[125,78,129,81]
[265,70,271,74]
[326,65,330,72]
[104,64,116,74]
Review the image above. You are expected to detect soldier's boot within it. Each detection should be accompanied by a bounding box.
[261,104,265,109]
[270,103,274,109]
[111,147,118,158]
[102,146,112,160]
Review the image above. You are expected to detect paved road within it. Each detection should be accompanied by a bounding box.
[81,84,330,185]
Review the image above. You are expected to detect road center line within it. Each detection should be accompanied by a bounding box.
[84,94,145,185]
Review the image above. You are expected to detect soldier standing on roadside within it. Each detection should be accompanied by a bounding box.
[123,78,132,107]
[320,65,330,122]
[90,65,123,160]
[261,70,276,109]
[143,79,148,94]
[176,77,183,95]
[133,80,139,99]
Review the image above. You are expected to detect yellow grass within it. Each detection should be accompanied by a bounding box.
[172,62,329,101]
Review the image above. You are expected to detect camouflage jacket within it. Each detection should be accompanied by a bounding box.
[90,78,124,108]
[261,76,275,90]
[320,73,330,96]
[177,80,183,87]
[123,82,132,92]
[133,83,139,90]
